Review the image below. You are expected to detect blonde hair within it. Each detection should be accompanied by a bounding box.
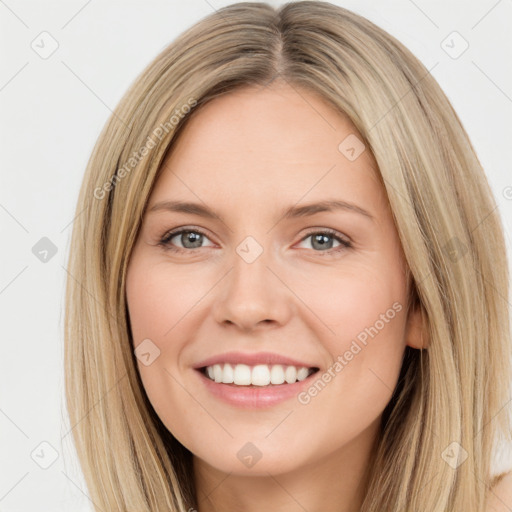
[63,2,512,510]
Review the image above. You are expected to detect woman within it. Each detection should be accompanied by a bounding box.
[64,2,512,510]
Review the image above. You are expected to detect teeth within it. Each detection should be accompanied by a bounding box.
[234,364,252,385]
[204,363,315,386]
[296,367,309,381]
[270,364,285,384]
[251,364,270,386]
[221,363,234,384]
[284,366,297,383]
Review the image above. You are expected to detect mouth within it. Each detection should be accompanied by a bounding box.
[195,363,321,408]
[197,363,320,387]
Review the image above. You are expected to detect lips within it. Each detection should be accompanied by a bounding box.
[195,363,320,408]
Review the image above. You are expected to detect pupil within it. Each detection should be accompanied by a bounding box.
[313,233,332,250]
[184,231,202,248]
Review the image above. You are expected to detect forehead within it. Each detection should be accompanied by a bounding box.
[151,83,386,212]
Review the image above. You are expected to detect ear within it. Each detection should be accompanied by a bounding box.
[405,302,429,350]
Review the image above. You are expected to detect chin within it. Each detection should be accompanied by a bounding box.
[194,451,302,477]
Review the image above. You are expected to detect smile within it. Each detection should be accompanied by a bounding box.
[201,363,318,386]
[195,364,320,408]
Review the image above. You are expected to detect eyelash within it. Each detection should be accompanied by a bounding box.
[157,226,352,256]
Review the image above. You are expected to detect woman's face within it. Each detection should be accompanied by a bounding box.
[125,81,423,477]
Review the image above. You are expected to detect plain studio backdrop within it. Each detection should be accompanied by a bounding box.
[1,0,511,510]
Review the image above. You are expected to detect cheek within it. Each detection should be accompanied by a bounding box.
[286,261,406,347]
[295,296,406,453]
[291,263,408,414]
[125,260,188,433]
[125,257,216,417]
[126,259,203,347]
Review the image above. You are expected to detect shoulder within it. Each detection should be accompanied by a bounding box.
[487,471,512,511]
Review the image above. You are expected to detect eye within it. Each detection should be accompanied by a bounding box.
[157,226,352,256]
[158,227,215,253]
[296,228,352,255]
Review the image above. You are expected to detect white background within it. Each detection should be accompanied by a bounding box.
[1,0,511,510]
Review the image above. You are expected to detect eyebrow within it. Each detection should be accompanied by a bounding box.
[147,199,375,222]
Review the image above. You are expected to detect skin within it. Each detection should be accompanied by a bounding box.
[488,472,512,511]
[125,80,426,512]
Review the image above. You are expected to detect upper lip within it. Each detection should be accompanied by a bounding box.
[193,351,320,370]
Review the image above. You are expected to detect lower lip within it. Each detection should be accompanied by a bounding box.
[195,368,318,408]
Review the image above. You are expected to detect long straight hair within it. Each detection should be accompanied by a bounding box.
[63,2,512,510]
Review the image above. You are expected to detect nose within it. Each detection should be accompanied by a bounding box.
[212,244,294,332]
